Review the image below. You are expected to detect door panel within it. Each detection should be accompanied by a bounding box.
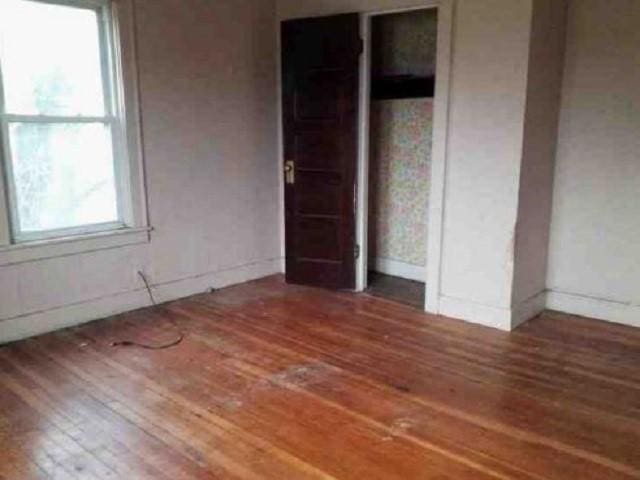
[294,70,342,120]
[296,172,343,215]
[282,14,360,289]
[294,218,342,261]
[294,131,341,170]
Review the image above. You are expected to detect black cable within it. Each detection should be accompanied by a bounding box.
[110,271,185,350]
[138,270,158,305]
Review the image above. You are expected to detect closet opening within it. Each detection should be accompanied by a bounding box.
[363,7,438,309]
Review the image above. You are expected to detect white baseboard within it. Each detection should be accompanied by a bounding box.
[512,290,547,328]
[439,289,639,332]
[546,290,640,329]
[0,257,283,345]
[438,290,546,332]
[11,261,637,346]
[371,257,426,282]
[438,295,512,331]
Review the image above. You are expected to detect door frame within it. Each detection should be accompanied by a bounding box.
[355,1,453,315]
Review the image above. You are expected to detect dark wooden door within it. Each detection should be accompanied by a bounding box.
[282,14,361,289]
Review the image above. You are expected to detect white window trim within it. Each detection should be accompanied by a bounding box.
[0,226,150,267]
[0,0,149,263]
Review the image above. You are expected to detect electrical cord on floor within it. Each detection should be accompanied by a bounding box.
[110,271,185,350]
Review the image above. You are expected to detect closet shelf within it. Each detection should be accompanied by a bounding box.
[371,75,435,100]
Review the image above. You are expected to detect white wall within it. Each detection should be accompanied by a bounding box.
[546,0,640,327]
[511,0,566,315]
[0,0,281,343]
[436,0,533,329]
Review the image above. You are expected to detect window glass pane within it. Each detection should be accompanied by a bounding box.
[8,123,119,234]
[0,0,106,116]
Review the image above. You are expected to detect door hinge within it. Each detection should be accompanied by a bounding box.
[354,244,361,260]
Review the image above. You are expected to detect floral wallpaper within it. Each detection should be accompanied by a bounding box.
[368,98,433,268]
[371,9,438,78]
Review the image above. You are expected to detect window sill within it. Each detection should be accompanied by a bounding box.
[0,227,152,267]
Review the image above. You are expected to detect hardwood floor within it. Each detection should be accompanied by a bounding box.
[1,275,639,479]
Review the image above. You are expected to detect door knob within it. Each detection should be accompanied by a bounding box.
[284,160,295,184]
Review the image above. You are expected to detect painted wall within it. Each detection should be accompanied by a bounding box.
[546,0,640,327]
[511,0,566,312]
[0,0,281,343]
[368,99,433,271]
[437,0,532,321]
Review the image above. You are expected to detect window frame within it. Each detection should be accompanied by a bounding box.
[0,0,145,246]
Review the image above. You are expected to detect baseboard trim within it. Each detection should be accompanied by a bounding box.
[439,290,546,332]
[439,295,512,331]
[0,257,283,345]
[546,290,640,329]
[512,290,547,328]
[371,257,426,282]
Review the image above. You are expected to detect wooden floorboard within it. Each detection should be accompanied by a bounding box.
[1,275,639,479]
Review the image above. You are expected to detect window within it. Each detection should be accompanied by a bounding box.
[0,0,140,244]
